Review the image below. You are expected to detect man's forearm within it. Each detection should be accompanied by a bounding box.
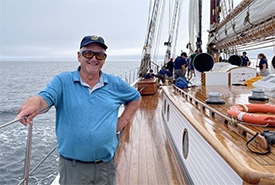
[117,97,141,131]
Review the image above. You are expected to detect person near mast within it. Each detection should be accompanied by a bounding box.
[156,66,173,85]
[15,35,141,185]
[241,51,251,66]
[174,52,188,80]
[257,53,270,76]
[166,58,174,74]
[144,69,155,79]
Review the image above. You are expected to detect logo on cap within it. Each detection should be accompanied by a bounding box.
[91,35,99,40]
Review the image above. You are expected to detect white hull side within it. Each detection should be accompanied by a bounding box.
[162,94,243,185]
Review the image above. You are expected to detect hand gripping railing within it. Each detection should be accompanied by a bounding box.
[0,107,57,185]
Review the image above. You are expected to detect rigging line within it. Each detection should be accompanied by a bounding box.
[169,0,171,33]
[221,0,228,22]
[172,0,182,58]
[153,0,166,66]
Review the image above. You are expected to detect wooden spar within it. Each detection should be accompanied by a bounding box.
[215,17,275,49]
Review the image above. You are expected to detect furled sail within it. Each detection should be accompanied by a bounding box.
[208,0,275,51]
[188,0,199,53]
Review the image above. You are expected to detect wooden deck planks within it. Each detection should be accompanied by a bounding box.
[116,91,186,185]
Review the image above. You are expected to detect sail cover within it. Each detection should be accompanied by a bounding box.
[209,0,275,49]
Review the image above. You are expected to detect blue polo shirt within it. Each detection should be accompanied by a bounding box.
[259,58,268,70]
[241,56,249,66]
[174,56,187,70]
[38,67,140,162]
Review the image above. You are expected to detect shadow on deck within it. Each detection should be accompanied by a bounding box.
[116,89,186,185]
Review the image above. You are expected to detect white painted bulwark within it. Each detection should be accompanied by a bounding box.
[162,95,242,185]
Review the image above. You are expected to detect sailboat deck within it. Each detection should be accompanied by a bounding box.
[116,84,275,184]
[116,89,187,185]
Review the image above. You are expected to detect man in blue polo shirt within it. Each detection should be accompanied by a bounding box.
[241,51,251,66]
[16,35,141,185]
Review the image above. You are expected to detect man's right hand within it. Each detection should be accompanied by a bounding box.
[15,96,47,126]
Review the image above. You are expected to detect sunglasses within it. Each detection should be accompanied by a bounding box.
[81,50,107,60]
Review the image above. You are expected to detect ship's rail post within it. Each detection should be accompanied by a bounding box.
[23,123,32,185]
[120,67,140,87]
[150,61,160,75]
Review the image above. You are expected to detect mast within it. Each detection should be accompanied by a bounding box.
[139,0,164,77]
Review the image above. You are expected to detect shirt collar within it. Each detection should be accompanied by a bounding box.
[73,66,108,85]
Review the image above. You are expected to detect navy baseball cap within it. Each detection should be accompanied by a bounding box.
[80,35,108,49]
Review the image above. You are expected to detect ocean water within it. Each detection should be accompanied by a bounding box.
[0,60,140,185]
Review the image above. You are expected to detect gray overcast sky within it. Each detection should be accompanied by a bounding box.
[1,0,272,62]
[0,0,157,60]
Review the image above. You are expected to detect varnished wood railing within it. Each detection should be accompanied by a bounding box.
[172,85,269,150]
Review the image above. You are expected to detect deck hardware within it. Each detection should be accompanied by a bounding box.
[246,130,275,155]
[205,92,225,105]
[248,88,269,102]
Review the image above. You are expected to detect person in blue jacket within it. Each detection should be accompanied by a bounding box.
[156,66,166,83]
[16,35,141,185]
[164,67,173,82]
[174,52,187,79]
[144,69,155,79]
[156,66,173,84]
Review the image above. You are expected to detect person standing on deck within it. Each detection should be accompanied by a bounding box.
[166,58,174,74]
[174,52,187,80]
[257,53,270,76]
[15,35,141,185]
[241,51,251,66]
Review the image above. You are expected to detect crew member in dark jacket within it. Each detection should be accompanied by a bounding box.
[174,52,187,79]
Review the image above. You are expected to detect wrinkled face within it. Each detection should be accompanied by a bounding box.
[78,43,106,75]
